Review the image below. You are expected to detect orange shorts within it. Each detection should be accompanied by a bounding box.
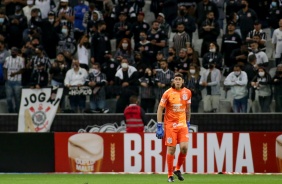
[164,126,189,146]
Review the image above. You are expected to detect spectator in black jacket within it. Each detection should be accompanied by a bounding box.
[30,62,49,89]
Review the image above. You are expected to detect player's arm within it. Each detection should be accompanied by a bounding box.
[157,105,165,123]
[186,103,191,122]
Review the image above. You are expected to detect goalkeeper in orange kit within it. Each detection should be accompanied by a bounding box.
[156,72,191,182]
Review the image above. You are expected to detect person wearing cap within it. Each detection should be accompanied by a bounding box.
[113,11,132,48]
[57,0,74,31]
[29,62,49,89]
[157,12,171,39]
[39,10,59,59]
[172,5,196,43]
[73,0,89,41]
[131,11,150,50]
[8,5,28,49]
[237,0,258,41]
[246,20,266,52]
[90,21,111,65]
[221,21,242,71]
[199,57,221,113]
[101,50,119,94]
[3,47,24,113]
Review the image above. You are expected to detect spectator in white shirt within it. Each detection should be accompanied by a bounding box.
[224,64,249,113]
[76,34,90,71]
[248,40,268,68]
[64,59,88,113]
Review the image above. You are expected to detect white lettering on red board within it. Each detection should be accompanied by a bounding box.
[124,133,254,173]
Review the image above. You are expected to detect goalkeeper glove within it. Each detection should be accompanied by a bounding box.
[187,121,190,128]
[156,122,164,139]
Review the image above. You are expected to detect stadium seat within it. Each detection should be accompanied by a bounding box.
[0,99,8,113]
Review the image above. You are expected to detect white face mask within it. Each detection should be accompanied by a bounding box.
[62,28,68,35]
[49,19,54,23]
[234,71,240,76]
[93,69,99,74]
[209,48,216,53]
[259,72,265,77]
[122,43,128,48]
[27,0,33,5]
[121,63,128,69]
[189,69,195,74]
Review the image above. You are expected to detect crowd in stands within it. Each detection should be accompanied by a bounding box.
[0,0,282,114]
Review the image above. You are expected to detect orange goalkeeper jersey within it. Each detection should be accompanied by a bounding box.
[159,87,192,127]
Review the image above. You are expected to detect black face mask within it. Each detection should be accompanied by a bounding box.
[209,64,214,69]
[179,10,185,16]
[187,53,193,57]
[135,58,141,62]
[278,71,282,75]
[11,53,17,58]
[241,4,247,8]
[168,52,174,56]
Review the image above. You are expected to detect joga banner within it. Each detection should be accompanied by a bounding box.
[18,87,63,132]
[54,132,282,173]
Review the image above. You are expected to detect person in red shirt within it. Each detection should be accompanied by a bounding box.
[156,72,192,182]
[123,95,147,133]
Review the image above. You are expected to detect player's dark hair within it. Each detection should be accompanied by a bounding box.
[172,72,184,89]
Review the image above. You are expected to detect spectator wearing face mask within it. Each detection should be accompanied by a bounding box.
[186,63,202,112]
[114,58,139,113]
[113,12,132,48]
[199,60,221,113]
[202,42,222,71]
[87,62,109,113]
[131,12,150,50]
[272,64,282,112]
[136,31,155,68]
[251,67,272,112]
[39,11,59,59]
[114,38,134,65]
[224,64,249,113]
[8,5,28,48]
[57,25,77,55]
[199,11,220,57]
[267,0,282,38]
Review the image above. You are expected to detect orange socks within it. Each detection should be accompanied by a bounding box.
[167,154,174,177]
[175,152,186,171]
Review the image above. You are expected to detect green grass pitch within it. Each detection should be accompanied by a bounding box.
[0,174,282,184]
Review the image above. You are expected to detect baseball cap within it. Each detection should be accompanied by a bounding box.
[60,0,69,2]
[36,45,44,51]
[158,13,165,18]
[228,21,236,26]
[254,20,261,25]
[15,5,22,11]
[48,11,55,16]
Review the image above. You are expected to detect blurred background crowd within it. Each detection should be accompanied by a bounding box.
[0,0,282,114]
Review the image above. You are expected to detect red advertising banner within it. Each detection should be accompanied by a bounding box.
[54,132,282,173]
